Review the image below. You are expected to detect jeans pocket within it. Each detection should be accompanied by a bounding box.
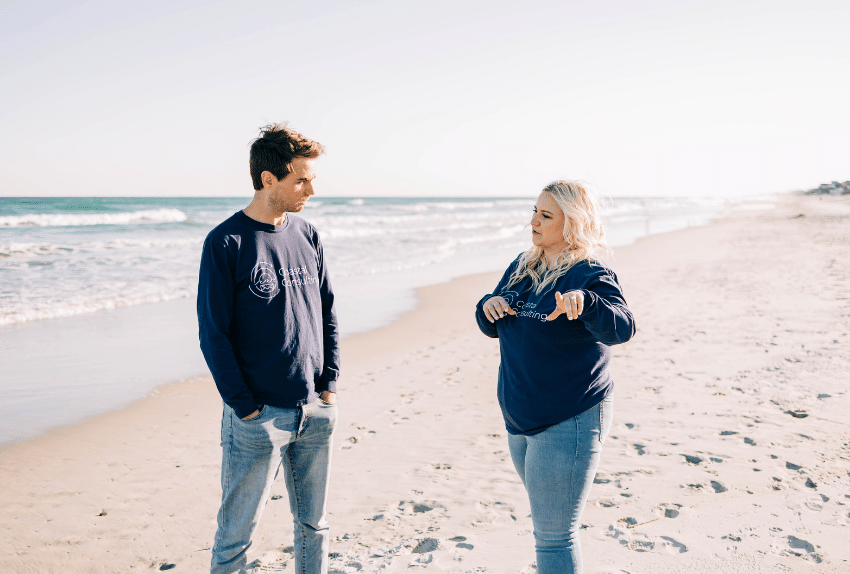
[240,404,267,423]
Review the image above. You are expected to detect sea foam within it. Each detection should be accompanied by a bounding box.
[0,208,187,227]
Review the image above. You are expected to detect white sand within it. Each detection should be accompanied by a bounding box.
[1,192,848,573]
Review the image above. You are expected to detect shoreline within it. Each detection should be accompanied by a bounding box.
[0,195,777,450]
[2,192,848,573]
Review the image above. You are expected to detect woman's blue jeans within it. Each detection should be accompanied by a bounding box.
[508,397,613,574]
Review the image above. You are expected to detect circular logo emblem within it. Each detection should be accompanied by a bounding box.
[249,262,280,299]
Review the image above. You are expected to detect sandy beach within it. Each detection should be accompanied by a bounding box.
[1,192,848,573]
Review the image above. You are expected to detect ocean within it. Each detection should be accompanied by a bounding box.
[0,195,768,446]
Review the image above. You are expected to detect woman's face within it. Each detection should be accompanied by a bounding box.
[530,191,569,253]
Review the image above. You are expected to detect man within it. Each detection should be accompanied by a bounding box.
[198,123,339,574]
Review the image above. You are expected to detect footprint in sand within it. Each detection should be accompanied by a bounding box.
[710,481,727,493]
[626,534,655,552]
[248,550,290,572]
[788,536,815,552]
[656,503,682,518]
[448,535,474,550]
[411,538,441,554]
[632,444,646,455]
[473,500,517,525]
[607,525,685,555]
[784,536,823,563]
[604,524,627,540]
[682,454,703,465]
[659,536,688,554]
[397,500,444,515]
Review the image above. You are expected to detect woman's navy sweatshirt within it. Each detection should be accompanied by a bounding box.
[197,211,339,419]
[475,255,636,436]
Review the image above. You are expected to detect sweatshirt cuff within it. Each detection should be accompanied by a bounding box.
[316,371,339,394]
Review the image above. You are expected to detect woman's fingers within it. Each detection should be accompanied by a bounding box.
[548,291,584,321]
[566,291,584,319]
[547,292,565,321]
[484,297,515,323]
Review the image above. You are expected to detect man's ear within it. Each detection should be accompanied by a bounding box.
[261,171,277,190]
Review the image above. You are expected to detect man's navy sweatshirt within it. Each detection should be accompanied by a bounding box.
[197,211,339,419]
[475,256,636,436]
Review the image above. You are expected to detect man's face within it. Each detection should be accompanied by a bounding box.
[264,157,316,213]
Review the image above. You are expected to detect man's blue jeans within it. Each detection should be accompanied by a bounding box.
[211,400,337,574]
[508,397,613,574]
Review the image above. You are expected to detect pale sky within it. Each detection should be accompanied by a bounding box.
[1,0,847,198]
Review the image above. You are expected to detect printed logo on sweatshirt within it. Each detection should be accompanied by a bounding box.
[249,262,281,299]
[249,262,320,299]
[499,289,550,322]
[278,266,319,288]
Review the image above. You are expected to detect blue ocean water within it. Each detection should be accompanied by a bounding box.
[1,195,742,329]
[0,195,770,447]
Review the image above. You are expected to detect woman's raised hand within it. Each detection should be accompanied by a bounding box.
[547,290,584,321]
[483,296,517,323]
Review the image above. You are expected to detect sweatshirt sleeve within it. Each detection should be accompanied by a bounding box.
[577,267,636,346]
[314,233,340,393]
[475,260,518,338]
[197,234,259,418]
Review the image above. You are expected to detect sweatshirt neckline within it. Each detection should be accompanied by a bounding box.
[236,210,291,233]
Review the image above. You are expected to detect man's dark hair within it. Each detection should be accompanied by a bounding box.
[249,123,324,191]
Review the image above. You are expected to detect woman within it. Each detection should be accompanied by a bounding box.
[475,180,636,574]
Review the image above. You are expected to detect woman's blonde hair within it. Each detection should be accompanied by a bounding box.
[507,180,610,294]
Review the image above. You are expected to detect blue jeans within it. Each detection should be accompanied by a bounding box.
[211,400,338,574]
[508,397,613,574]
